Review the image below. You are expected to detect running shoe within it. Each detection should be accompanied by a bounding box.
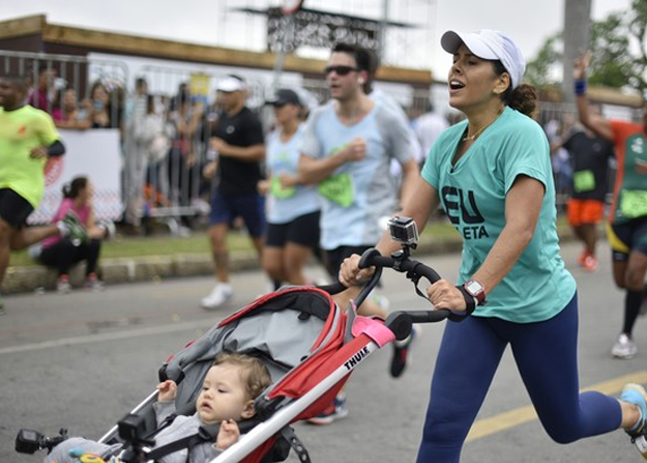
[84,272,104,292]
[56,275,72,294]
[201,283,233,310]
[306,393,348,425]
[620,383,647,438]
[611,333,638,359]
[581,255,598,272]
[390,325,420,378]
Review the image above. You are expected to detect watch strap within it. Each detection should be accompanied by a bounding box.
[456,285,476,315]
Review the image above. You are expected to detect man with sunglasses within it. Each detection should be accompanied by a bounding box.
[298,43,420,423]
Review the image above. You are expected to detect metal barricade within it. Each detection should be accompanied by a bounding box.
[127,65,267,234]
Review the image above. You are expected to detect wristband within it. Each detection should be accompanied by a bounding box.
[456,285,477,315]
[574,79,587,96]
[46,140,65,157]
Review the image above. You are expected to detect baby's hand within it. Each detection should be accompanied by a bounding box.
[216,419,240,450]
[157,380,177,403]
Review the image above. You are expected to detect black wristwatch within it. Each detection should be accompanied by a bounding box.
[464,279,487,306]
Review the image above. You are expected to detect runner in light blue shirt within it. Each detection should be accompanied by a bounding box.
[266,124,319,225]
[263,89,322,288]
[300,100,415,250]
[298,43,421,424]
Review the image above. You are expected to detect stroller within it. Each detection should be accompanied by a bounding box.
[16,217,457,463]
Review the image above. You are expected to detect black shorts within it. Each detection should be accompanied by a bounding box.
[209,193,265,238]
[607,216,647,262]
[323,245,373,280]
[265,211,320,249]
[0,188,34,228]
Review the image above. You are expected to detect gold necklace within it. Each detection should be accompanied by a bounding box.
[462,107,504,142]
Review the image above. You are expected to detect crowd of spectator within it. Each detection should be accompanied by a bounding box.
[16,58,626,295]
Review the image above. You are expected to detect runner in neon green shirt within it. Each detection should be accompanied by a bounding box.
[0,74,70,313]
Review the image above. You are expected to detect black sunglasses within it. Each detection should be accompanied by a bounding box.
[324,65,359,76]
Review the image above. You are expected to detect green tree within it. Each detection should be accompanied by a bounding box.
[525,33,563,88]
[526,0,647,94]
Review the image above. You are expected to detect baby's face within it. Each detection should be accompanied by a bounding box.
[196,364,251,425]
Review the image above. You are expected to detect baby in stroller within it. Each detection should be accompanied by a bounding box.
[45,353,272,463]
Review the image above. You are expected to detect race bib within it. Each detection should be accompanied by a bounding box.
[318,173,354,207]
[619,190,647,219]
[270,176,296,199]
[573,170,595,193]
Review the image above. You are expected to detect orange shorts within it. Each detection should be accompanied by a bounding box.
[567,198,604,227]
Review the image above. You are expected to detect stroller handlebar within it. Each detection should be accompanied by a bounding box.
[316,246,456,338]
[316,281,348,295]
[358,247,452,333]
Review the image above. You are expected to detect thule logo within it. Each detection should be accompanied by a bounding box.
[343,346,370,371]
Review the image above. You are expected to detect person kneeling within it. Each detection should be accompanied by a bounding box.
[37,176,114,293]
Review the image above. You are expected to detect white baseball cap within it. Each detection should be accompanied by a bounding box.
[216,76,245,92]
[441,29,526,90]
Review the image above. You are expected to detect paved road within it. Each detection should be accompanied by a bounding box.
[1,241,646,463]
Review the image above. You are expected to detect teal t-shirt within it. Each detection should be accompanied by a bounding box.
[422,107,576,323]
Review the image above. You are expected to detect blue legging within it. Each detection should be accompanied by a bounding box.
[416,293,622,462]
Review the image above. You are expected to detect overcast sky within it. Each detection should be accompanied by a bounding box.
[0,0,632,77]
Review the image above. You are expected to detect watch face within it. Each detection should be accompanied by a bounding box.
[465,280,484,295]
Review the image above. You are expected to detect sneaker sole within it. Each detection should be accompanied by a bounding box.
[306,409,348,426]
[200,294,233,310]
[621,384,647,436]
[612,350,638,359]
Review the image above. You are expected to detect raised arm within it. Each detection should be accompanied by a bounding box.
[573,51,613,141]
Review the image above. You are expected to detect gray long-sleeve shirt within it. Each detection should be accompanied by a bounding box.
[152,401,223,463]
